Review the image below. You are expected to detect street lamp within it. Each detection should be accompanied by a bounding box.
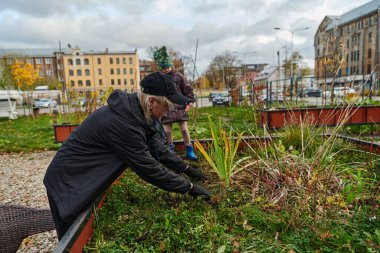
[274,27,310,80]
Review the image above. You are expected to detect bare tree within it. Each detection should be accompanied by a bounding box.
[206,51,239,90]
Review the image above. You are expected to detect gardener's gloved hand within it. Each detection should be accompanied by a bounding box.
[188,183,211,201]
[184,166,208,181]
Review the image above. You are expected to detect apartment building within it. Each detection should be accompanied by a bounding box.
[0,49,60,80]
[0,46,141,97]
[58,45,140,97]
[314,0,380,90]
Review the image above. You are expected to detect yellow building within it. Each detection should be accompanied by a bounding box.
[60,46,140,97]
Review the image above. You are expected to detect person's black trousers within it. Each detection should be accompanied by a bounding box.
[47,193,77,240]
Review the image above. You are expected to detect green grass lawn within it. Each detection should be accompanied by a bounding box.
[0,106,258,153]
[0,115,60,152]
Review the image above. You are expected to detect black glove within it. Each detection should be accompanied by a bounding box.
[184,166,208,181]
[188,183,211,201]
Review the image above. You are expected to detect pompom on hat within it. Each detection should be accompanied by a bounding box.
[153,46,173,69]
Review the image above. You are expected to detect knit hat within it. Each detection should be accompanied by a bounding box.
[141,72,188,105]
[153,46,173,69]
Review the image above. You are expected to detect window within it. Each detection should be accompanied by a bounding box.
[78,80,83,86]
[45,58,52,64]
[110,68,114,75]
[123,57,126,64]
[36,58,42,64]
[85,69,90,76]
[70,81,75,87]
[76,59,81,65]
[111,79,115,85]
[124,79,127,85]
[46,69,53,76]
[118,79,121,85]
[77,69,82,76]
[86,80,91,86]
[84,58,89,65]
[130,79,134,85]
[97,58,101,64]
[69,70,74,76]
[68,59,73,65]
[369,32,373,42]
[117,68,120,75]
[129,68,133,74]
[368,48,372,59]
[99,79,103,86]
[27,59,33,64]
[110,58,113,64]
[116,58,120,64]
[123,68,127,75]
[368,64,372,74]
[129,57,133,64]
[98,69,102,75]
[39,70,44,76]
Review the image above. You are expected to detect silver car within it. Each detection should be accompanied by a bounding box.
[34,98,57,108]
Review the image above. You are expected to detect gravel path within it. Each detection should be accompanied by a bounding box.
[0,151,58,253]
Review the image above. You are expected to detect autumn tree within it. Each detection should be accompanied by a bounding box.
[11,62,40,90]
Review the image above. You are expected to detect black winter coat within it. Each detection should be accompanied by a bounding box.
[44,91,191,221]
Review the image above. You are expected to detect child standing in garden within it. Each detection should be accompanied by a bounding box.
[153,46,198,161]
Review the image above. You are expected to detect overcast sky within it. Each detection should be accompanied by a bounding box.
[0,0,372,78]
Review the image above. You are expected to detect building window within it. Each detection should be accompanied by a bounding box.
[129,68,133,74]
[123,68,127,75]
[86,80,91,86]
[110,58,113,64]
[84,58,89,65]
[110,68,114,75]
[45,58,52,64]
[77,69,82,76]
[129,57,133,64]
[369,32,373,42]
[70,81,75,87]
[85,69,90,76]
[123,57,126,64]
[99,79,103,85]
[39,70,44,76]
[124,79,127,85]
[69,70,74,76]
[97,69,102,75]
[68,59,73,65]
[111,79,115,85]
[27,59,33,64]
[118,79,121,85]
[46,69,53,76]
[97,58,101,64]
[78,80,83,87]
[368,48,372,59]
[116,58,120,64]
[117,68,120,75]
[76,59,81,65]
[130,79,134,85]
[36,58,42,64]
[368,64,372,74]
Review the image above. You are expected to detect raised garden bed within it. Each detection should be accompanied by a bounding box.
[258,105,380,129]
[52,135,380,252]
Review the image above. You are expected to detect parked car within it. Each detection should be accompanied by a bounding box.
[32,98,40,107]
[212,92,231,106]
[34,98,57,108]
[259,90,284,102]
[209,92,220,102]
[298,88,321,98]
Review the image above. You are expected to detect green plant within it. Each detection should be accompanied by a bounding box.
[194,116,243,187]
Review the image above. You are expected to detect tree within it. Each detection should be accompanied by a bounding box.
[0,63,15,89]
[205,51,239,90]
[11,62,40,90]
[282,51,308,78]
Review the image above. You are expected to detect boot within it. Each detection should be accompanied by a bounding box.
[186,145,198,161]
[168,143,175,152]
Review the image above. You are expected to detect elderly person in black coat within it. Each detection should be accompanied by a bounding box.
[44,72,210,240]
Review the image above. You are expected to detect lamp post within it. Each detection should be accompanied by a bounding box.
[274,27,310,80]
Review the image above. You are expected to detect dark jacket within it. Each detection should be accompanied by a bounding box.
[161,69,194,124]
[44,91,191,221]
